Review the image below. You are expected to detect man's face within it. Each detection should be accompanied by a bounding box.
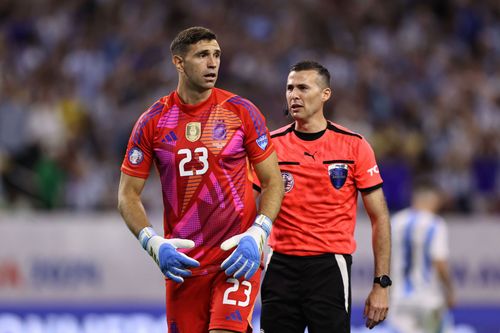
[176,39,221,91]
[286,70,330,121]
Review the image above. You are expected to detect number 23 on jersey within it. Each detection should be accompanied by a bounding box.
[178,147,209,176]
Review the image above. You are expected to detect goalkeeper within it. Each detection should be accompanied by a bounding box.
[118,26,283,333]
[256,61,391,333]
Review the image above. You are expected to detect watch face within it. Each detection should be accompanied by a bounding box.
[380,275,392,287]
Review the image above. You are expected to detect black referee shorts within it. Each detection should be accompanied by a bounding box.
[260,251,352,333]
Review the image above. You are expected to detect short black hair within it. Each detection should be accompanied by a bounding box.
[170,26,217,56]
[290,60,330,88]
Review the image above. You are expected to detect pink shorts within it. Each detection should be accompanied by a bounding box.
[166,268,262,332]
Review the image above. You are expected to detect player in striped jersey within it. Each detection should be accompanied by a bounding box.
[118,27,284,333]
[257,60,391,333]
[388,180,455,333]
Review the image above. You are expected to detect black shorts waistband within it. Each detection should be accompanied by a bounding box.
[272,251,352,262]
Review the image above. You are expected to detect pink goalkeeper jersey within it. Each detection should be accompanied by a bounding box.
[121,88,274,275]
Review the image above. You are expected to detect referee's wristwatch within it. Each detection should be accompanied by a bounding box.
[374,275,392,288]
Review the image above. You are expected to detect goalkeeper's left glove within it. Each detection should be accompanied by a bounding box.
[138,227,199,283]
[220,214,272,279]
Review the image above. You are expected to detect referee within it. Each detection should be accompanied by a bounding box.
[256,61,391,333]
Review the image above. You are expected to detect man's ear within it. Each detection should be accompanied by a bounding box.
[322,87,332,103]
[172,55,184,73]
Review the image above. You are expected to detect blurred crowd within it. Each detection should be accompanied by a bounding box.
[0,0,499,214]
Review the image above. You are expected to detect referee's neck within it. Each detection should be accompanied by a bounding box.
[294,118,327,134]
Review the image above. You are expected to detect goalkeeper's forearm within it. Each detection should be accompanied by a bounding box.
[257,180,284,223]
[118,189,152,238]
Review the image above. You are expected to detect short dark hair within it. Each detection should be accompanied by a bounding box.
[170,26,217,56]
[413,177,442,196]
[290,60,330,88]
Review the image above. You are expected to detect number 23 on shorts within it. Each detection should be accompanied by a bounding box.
[211,271,262,329]
[223,278,252,306]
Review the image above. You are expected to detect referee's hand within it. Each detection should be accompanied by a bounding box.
[363,286,389,329]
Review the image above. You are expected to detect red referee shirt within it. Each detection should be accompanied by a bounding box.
[265,121,383,256]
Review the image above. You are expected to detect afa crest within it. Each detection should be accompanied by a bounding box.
[186,122,201,142]
[328,163,348,189]
[213,120,227,140]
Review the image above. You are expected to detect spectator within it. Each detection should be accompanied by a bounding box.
[0,0,498,214]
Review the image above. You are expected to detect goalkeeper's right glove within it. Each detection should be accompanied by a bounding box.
[138,227,200,283]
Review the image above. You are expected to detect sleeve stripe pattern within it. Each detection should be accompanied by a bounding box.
[133,102,163,145]
[227,96,266,137]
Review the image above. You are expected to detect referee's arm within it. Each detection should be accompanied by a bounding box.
[361,187,391,329]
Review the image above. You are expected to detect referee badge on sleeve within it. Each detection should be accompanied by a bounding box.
[328,163,348,189]
[281,171,294,193]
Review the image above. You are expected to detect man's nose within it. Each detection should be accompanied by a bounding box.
[207,55,217,67]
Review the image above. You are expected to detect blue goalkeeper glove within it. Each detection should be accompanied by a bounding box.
[220,214,272,280]
[139,227,200,283]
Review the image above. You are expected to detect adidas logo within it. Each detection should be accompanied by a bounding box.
[161,131,178,143]
[225,309,242,322]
